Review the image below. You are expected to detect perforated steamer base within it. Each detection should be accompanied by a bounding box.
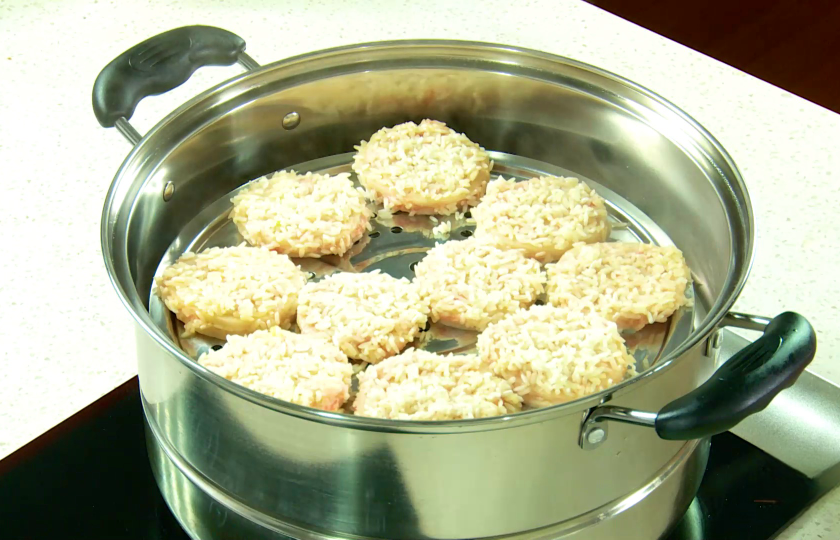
[149,151,696,391]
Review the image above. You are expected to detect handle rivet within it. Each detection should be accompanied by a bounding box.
[586,427,606,445]
[163,181,175,202]
[705,329,723,357]
[282,112,301,130]
[712,329,723,349]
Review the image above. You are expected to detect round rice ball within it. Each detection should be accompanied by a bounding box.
[230,170,373,258]
[413,238,545,331]
[546,242,692,331]
[354,349,523,420]
[198,327,352,411]
[352,119,492,215]
[154,245,307,339]
[477,305,636,408]
[296,271,430,364]
[472,175,610,262]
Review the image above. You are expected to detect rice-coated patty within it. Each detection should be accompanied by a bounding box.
[155,245,307,339]
[198,327,353,411]
[477,305,635,408]
[472,175,610,262]
[230,170,373,258]
[297,271,430,364]
[546,242,692,332]
[352,119,492,215]
[413,238,545,331]
[354,349,523,420]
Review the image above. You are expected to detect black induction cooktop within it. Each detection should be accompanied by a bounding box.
[0,377,830,540]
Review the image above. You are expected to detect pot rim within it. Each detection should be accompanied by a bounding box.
[102,39,755,433]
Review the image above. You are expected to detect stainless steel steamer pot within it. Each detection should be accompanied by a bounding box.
[93,26,816,540]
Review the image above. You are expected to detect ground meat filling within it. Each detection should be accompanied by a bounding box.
[546,242,692,331]
[352,119,492,215]
[472,175,610,262]
[414,238,545,331]
[477,305,636,408]
[154,245,307,339]
[354,349,523,420]
[199,327,353,411]
[230,170,373,258]
[297,271,430,364]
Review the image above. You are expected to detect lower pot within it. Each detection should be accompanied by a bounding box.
[146,413,708,540]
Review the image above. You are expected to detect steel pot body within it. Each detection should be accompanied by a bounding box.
[98,35,801,540]
[144,379,711,540]
[138,325,714,539]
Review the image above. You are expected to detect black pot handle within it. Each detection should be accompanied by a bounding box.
[580,312,816,449]
[656,311,815,440]
[92,25,259,142]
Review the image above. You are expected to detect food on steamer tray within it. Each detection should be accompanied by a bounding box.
[413,238,545,331]
[477,305,636,408]
[229,170,373,258]
[198,327,353,412]
[352,119,492,215]
[354,349,523,420]
[154,245,307,339]
[472,175,610,263]
[546,242,692,332]
[152,117,692,419]
[296,270,430,364]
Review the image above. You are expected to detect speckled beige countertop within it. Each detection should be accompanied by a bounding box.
[1,0,838,537]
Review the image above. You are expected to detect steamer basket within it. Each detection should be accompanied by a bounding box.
[94,26,816,539]
[149,152,694,379]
